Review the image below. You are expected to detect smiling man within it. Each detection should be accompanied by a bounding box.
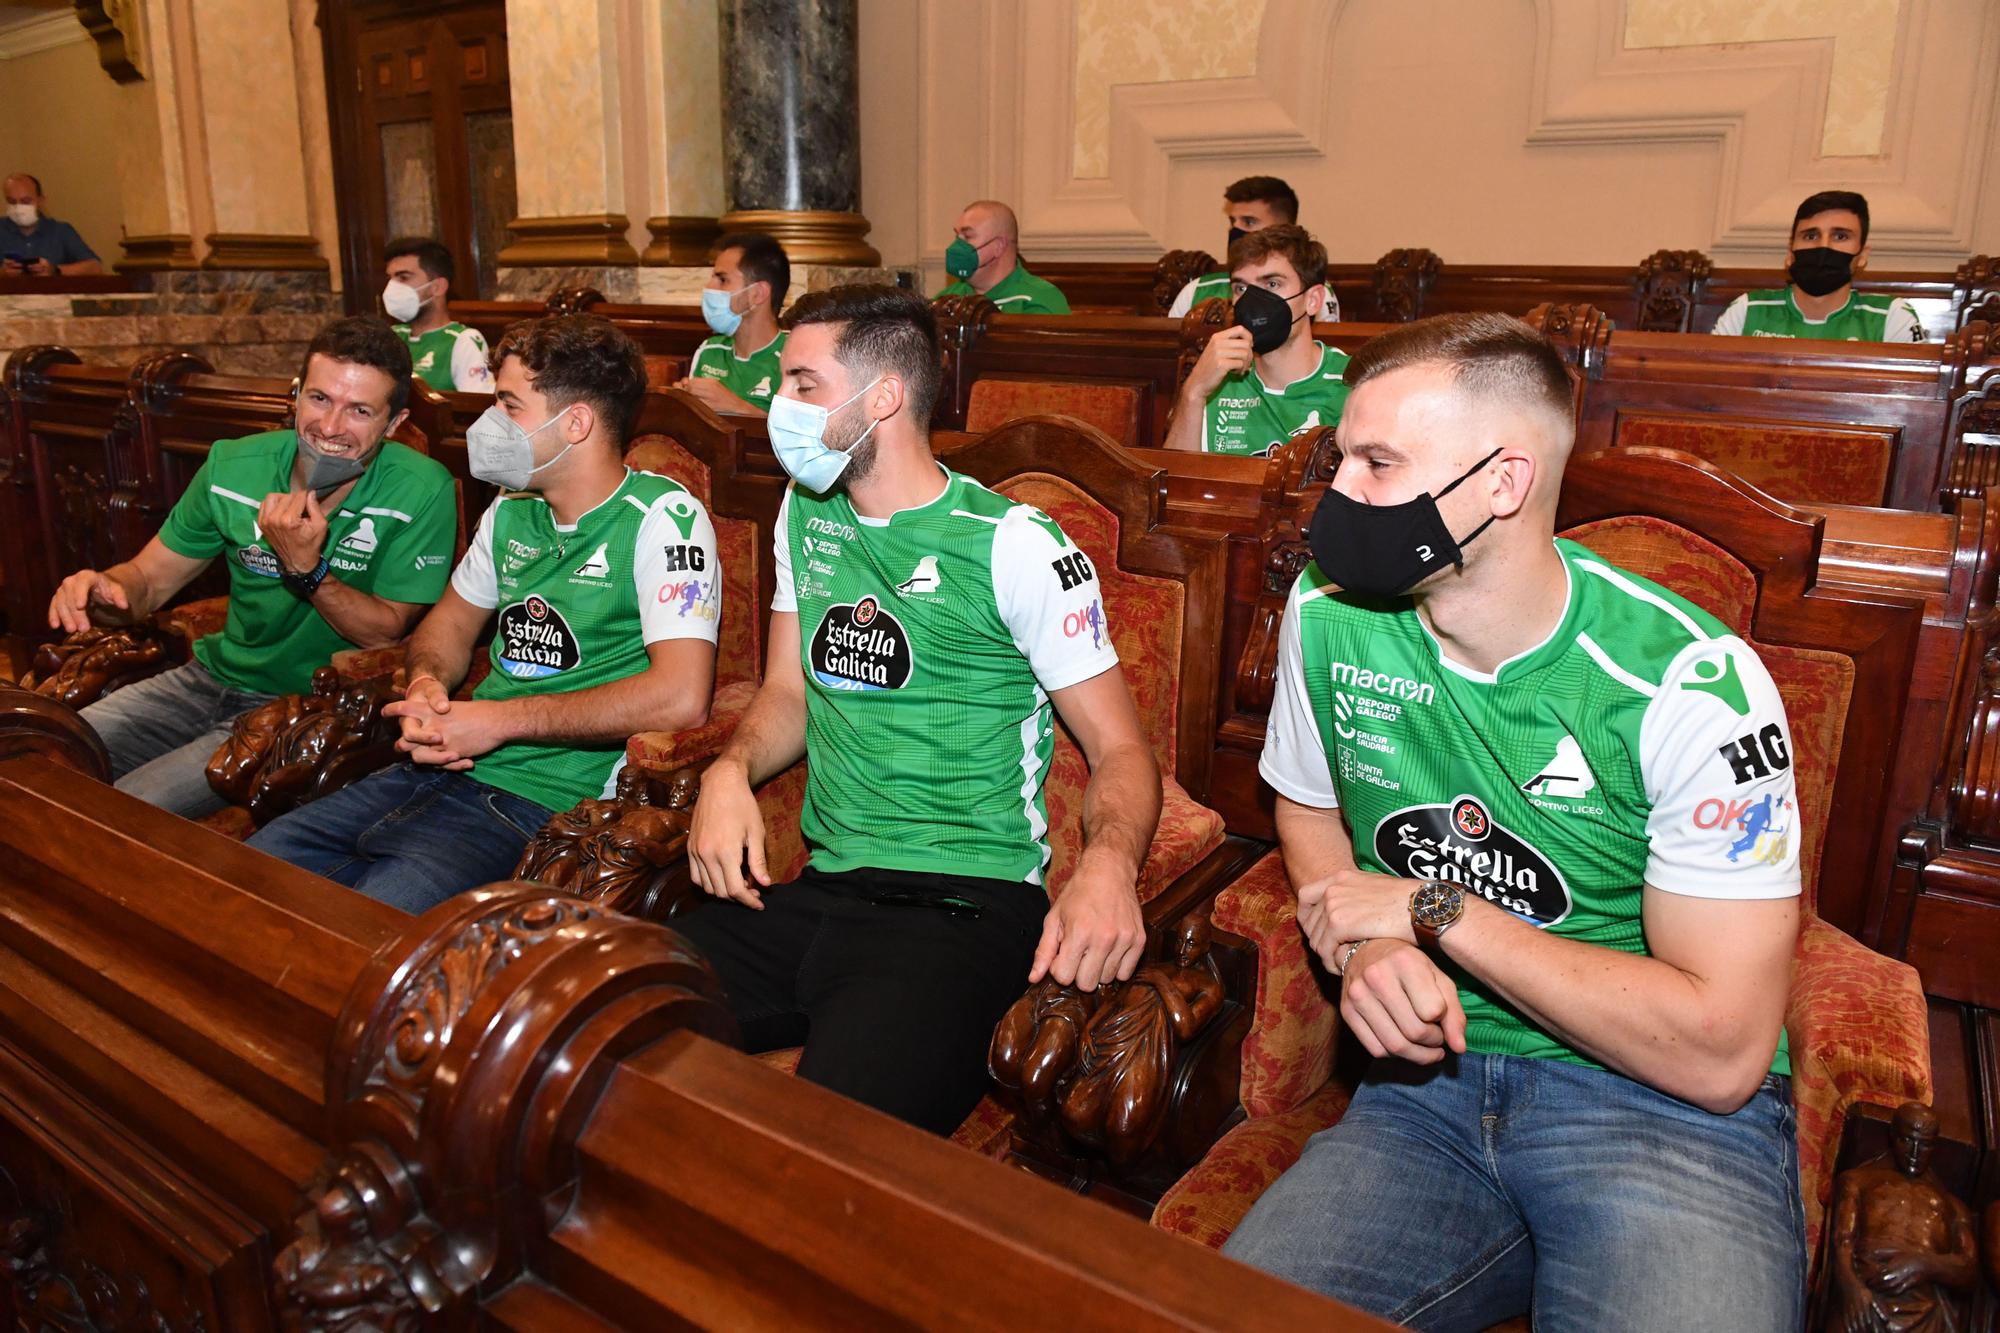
[246,315,719,911]
[51,317,456,817]
[1711,190,1925,342]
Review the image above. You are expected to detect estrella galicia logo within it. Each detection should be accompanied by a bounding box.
[236,544,282,578]
[496,594,582,678]
[1373,793,1572,926]
[809,595,914,691]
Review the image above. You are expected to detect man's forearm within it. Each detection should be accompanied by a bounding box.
[1162,391,1205,452]
[713,680,808,787]
[499,669,708,747]
[1440,899,1783,1110]
[59,260,103,276]
[310,578,417,649]
[101,561,156,623]
[404,616,475,695]
[1078,740,1160,876]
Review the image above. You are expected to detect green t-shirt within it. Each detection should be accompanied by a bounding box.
[450,469,720,813]
[935,262,1072,315]
[1712,289,1925,343]
[1260,539,1801,1075]
[689,329,787,407]
[1200,341,1350,456]
[156,432,456,694]
[393,320,495,391]
[774,467,1118,884]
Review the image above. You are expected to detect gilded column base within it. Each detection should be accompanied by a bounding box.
[641,216,723,266]
[116,234,199,273]
[200,234,329,272]
[716,209,879,266]
[497,215,642,267]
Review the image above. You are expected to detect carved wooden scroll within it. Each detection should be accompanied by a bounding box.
[1941,359,2000,508]
[272,885,735,1329]
[989,913,1245,1190]
[1151,249,1219,314]
[205,669,399,825]
[544,287,608,317]
[1952,255,2000,332]
[25,624,175,709]
[1632,249,1713,333]
[930,293,1002,430]
[513,765,702,918]
[0,682,111,782]
[1370,248,1441,323]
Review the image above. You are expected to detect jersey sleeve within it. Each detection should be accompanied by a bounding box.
[451,327,495,392]
[635,490,722,645]
[770,485,797,613]
[449,499,502,608]
[362,474,457,603]
[1638,637,1802,900]
[1258,578,1339,808]
[156,456,225,559]
[1319,284,1341,322]
[990,507,1119,693]
[1886,300,1927,343]
[1166,279,1197,319]
[1709,295,1749,336]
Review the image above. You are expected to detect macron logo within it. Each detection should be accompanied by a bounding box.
[1329,660,1434,706]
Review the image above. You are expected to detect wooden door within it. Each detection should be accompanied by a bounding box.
[321,1,516,305]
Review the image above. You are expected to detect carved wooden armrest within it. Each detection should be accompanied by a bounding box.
[0,681,111,781]
[205,668,400,825]
[23,623,176,709]
[159,595,229,652]
[513,765,702,919]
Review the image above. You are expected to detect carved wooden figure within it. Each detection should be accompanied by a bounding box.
[204,670,399,824]
[512,766,702,918]
[1818,1102,1979,1332]
[25,624,171,709]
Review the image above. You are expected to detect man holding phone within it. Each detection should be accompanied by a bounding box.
[2,174,101,276]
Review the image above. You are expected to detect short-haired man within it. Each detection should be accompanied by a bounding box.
[51,318,456,817]
[1165,176,1339,321]
[1165,225,1348,456]
[383,237,494,391]
[248,316,718,910]
[934,200,1071,314]
[678,231,790,416]
[1225,313,1805,1328]
[683,285,1157,1134]
[2,173,101,276]
[1711,190,1924,342]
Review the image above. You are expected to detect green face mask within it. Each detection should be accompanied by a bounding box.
[944,236,981,280]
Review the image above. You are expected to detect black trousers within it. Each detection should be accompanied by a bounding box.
[670,864,1046,1135]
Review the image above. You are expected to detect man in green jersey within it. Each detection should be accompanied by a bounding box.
[247,316,719,911]
[383,237,495,391]
[678,231,789,415]
[1165,225,1349,456]
[1711,190,1925,342]
[1164,175,1340,321]
[51,317,456,818]
[682,286,1159,1134]
[933,200,1071,314]
[1223,315,1806,1328]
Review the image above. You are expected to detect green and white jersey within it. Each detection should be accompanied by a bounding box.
[773,467,1118,884]
[394,320,495,391]
[689,329,786,407]
[156,431,456,694]
[450,469,720,813]
[1711,289,1925,343]
[935,262,1073,315]
[1168,272,1341,322]
[1260,539,1801,1074]
[1200,341,1350,457]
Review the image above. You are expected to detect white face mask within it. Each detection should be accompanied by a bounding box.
[466,404,579,491]
[6,203,38,228]
[767,378,884,493]
[382,278,429,323]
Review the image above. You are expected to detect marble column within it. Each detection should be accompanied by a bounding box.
[718,0,880,265]
[639,0,726,267]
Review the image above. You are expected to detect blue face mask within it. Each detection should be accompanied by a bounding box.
[767,377,884,494]
[701,286,743,336]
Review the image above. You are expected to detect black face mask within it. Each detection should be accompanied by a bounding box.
[1788,246,1855,298]
[1308,448,1502,598]
[1226,225,1248,253]
[1234,283,1307,355]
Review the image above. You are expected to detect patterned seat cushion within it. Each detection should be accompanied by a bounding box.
[966,381,1143,446]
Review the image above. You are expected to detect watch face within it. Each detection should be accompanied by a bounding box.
[1412,879,1463,927]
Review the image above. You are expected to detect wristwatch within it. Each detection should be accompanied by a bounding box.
[1410,878,1465,945]
[283,555,331,601]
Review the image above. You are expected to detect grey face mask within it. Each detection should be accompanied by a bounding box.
[297,432,374,497]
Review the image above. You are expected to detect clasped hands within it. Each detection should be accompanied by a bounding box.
[1297,868,1467,1066]
[382,673,509,769]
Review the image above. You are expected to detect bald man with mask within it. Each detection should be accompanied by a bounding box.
[934,200,1070,315]
[2,174,100,276]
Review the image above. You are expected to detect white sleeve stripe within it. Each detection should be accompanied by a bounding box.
[1572,558,1710,642]
[361,505,413,522]
[1576,632,1658,697]
[624,494,652,513]
[209,484,259,508]
[950,509,1004,525]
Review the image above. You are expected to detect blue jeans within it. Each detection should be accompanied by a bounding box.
[246,762,555,914]
[79,659,276,818]
[1221,1054,1805,1332]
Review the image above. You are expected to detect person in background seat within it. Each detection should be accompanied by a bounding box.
[383,236,495,392]
[679,231,790,416]
[51,318,456,817]
[1166,175,1338,320]
[1,173,101,276]
[933,200,1071,315]
[1710,190,1924,342]
[1166,225,1349,456]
